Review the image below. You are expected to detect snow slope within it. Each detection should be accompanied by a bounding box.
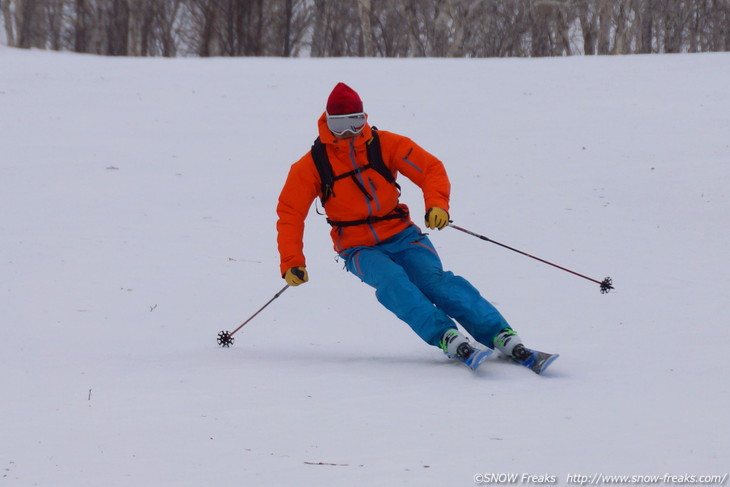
[1,46,729,486]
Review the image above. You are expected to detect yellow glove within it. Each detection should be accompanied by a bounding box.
[425,207,449,230]
[284,267,309,286]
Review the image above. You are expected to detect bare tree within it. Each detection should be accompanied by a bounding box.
[106,0,129,55]
[309,0,326,56]
[530,2,554,56]
[3,0,730,57]
[73,0,87,51]
[309,1,359,57]
[43,0,64,50]
[634,0,656,54]
[575,0,597,54]
[484,0,532,57]
[357,0,373,56]
[611,1,630,55]
[186,0,220,56]
[17,0,47,48]
[278,0,309,56]
[2,0,17,46]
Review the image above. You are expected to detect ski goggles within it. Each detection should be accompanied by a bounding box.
[326,112,366,136]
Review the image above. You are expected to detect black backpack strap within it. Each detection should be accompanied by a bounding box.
[311,128,399,209]
[366,128,395,184]
[326,205,409,228]
[311,137,335,205]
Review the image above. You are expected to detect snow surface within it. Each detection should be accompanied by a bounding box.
[1,46,729,486]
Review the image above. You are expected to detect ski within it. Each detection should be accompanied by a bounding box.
[446,347,493,371]
[511,348,560,375]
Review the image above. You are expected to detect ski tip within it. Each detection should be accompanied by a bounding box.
[534,353,559,375]
[467,348,493,371]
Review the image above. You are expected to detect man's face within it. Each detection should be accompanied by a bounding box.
[333,131,358,140]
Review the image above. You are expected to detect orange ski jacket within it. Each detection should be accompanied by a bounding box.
[276,113,451,276]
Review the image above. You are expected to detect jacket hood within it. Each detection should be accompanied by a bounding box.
[317,111,372,146]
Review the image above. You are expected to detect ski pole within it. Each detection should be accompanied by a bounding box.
[217,284,291,347]
[449,223,614,294]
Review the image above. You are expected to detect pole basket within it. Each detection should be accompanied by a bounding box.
[600,277,614,294]
[217,330,234,347]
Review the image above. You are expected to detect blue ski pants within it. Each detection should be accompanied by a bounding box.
[340,225,511,348]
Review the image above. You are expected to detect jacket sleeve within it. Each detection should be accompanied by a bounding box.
[276,154,321,276]
[380,131,451,212]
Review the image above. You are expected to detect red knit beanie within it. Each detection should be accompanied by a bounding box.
[326,82,363,115]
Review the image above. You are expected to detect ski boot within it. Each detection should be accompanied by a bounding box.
[440,329,492,371]
[494,329,559,375]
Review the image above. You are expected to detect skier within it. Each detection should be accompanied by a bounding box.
[276,82,556,373]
